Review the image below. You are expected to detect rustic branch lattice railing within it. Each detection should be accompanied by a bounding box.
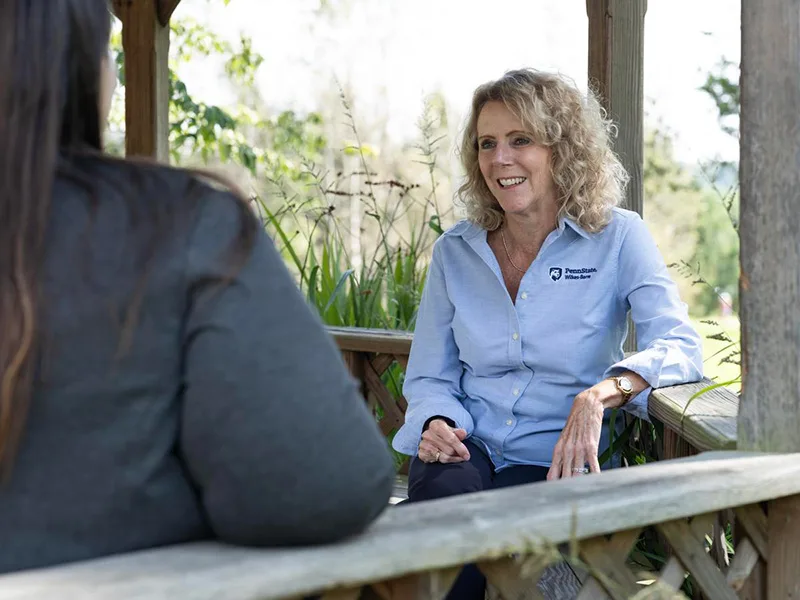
[0,452,796,599]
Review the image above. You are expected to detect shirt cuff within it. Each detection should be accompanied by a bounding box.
[604,359,656,423]
[391,400,474,456]
[620,386,651,422]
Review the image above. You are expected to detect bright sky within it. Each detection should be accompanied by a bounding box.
[176,0,740,164]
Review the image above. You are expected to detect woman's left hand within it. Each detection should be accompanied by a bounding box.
[547,380,613,480]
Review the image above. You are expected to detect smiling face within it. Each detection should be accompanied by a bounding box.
[476,100,558,220]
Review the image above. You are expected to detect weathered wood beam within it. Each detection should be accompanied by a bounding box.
[586,0,647,217]
[117,0,170,159]
[1,453,799,599]
[157,0,183,27]
[741,1,800,595]
[739,0,800,455]
[110,0,124,20]
[586,0,646,356]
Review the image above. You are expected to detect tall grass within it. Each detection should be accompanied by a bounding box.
[256,94,451,331]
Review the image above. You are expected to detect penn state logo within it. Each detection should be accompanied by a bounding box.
[549,267,563,281]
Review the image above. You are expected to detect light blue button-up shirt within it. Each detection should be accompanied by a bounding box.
[392,208,703,469]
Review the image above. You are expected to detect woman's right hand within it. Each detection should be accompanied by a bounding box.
[417,419,471,464]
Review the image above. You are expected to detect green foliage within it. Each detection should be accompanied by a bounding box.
[700,57,740,138]
[108,15,324,182]
[259,167,434,331]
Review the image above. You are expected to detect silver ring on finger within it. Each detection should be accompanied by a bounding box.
[572,467,589,475]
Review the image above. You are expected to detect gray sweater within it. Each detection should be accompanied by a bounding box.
[0,160,395,573]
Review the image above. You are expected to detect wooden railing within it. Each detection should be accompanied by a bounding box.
[327,326,744,582]
[326,326,740,461]
[1,452,797,599]
[0,327,762,600]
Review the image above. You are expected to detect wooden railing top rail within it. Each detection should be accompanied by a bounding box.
[326,326,740,452]
[1,451,796,600]
[328,326,413,356]
[650,379,737,451]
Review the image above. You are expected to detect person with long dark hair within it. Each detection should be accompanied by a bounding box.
[0,0,394,574]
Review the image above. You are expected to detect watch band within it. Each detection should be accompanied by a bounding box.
[614,376,634,405]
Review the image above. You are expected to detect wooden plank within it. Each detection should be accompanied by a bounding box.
[737,563,765,600]
[110,0,125,20]
[328,327,413,357]
[370,355,395,377]
[342,351,367,401]
[734,505,767,560]
[363,359,405,431]
[156,0,182,26]
[393,354,409,370]
[579,529,641,600]
[767,495,800,599]
[661,425,699,461]
[118,0,170,159]
[725,538,759,592]
[734,504,766,600]
[739,0,800,453]
[370,568,460,600]
[657,518,737,600]
[586,0,611,111]
[586,0,646,355]
[575,578,609,600]
[585,0,646,217]
[649,379,738,452]
[390,475,408,505]
[2,453,800,600]
[479,557,547,600]
[658,556,686,590]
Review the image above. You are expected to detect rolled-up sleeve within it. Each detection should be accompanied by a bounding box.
[392,242,474,455]
[604,215,704,421]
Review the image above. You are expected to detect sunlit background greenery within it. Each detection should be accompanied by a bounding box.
[106,1,742,390]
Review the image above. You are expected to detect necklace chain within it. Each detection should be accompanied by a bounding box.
[500,226,528,274]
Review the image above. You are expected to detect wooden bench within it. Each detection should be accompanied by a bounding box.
[327,326,739,456]
[329,326,740,596]
[0,327,746,599]
[0,451,795,599]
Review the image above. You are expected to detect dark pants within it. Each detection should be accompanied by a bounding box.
[403,439,549,600]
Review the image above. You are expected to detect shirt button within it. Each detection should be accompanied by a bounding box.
[513,388,520,396]
[521,292,528,299]
[512,333,519,340]
[506,419,513,426]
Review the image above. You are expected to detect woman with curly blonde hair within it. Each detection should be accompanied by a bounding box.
[393,68,702,600]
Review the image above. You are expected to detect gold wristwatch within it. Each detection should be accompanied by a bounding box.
[613,375,634,405]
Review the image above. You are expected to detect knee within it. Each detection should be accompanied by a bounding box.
[407,459,485,503]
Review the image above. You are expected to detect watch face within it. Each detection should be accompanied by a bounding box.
[619,377,633,393]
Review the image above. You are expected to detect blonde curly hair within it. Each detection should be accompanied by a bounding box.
[457,69,628,233]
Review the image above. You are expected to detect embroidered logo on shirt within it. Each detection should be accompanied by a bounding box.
[564,267,598,280]
[549,267,563,281]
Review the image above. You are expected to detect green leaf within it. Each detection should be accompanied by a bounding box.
[428,214,444,235]
[598,416,636,467]
[323,269,355,316]
[681,378,742,421]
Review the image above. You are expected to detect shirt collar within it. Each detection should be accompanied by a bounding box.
[444,217,591,240]
[558,216,592,240]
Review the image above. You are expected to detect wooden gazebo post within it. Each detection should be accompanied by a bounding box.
[740,1,800,596]
[586,0,646,218]
[113,0,182,159]
[586,0,647,357]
